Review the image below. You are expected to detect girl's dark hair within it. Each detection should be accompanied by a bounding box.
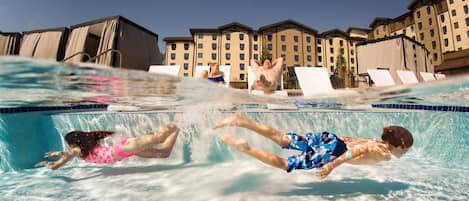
[64,131,114,158]
[381,126,413,148]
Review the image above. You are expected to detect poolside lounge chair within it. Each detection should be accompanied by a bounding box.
[294,67,357,97]
[396,70,418,84]
[435,73,446,80]
[247,66,288,97]
[219,65,232,88]
[420,72,436,82]
[194,65,209,78]
[367,69,396,87]
[148,65,181,76]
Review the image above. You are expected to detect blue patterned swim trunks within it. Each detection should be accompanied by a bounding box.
[282,132,347,172]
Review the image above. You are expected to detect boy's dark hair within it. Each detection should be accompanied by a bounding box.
[381,126,413,148]
[65,131,114,158]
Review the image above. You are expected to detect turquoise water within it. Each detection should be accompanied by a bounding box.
[0,57,468,200]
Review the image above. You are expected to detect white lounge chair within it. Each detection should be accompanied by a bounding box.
[420,72,436,82]
[247,66,288,96]
[148,65,181,76]
[219,65,231,88]
[194,65,209,78]
[367,69,396,87]
[435,73,446,80]
[396,70,418,84]
[294,67,357,97]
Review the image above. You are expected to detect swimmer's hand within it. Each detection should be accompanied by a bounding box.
[316,164,333,180]
[44,151,62,158]
[34,161,50,167]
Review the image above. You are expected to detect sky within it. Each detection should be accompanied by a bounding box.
[0,0,412,51]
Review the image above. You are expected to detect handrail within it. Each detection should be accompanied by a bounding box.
[88,49,122,68]
[62,52,91,62]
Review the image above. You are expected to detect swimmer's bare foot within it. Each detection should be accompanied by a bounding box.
[213,112,246,129]
[220,133,249,152]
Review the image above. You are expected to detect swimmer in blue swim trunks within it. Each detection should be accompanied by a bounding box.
[206,63,226,85]
[214,112,413,179]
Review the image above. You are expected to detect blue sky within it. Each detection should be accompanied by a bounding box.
[0,0,412,51]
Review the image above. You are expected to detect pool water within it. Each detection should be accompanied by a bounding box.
[0,57,468,200]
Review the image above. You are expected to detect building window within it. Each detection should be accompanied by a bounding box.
[449,0,453,4]
[253,34,258,41]
[433,53,438,61]
[428,18,432,26]
[253,54,258,60]
[411,25,414,31]
[240,54,245,60]
[211,53,216,60]
[226,53,230,60]
[170,63,175,65]
[225,63,230,65]
[183,73,188,77]
[294,45,298,52]
[466,17,469,26]
[307,55,312,62]
[340,48,344,54]
[267,34,272,41]
[212,43,216,50]
[307,46,311,52]
[339,40,343,47]
[351,58,355,64]
[330,57,334,63]
[184,63,189,70]
[198,53,203,58]
[467,31,469,38]
[465,5,468,14]
[226,33,231,40]
[329,39,333,45]
[240,43,245,50]
[170,53,176,60]
[351,49,354,55]
[318,56,322,62]
[417,11,421,18]
[317,47,322,53]
[456,35,461,41]
[440,15,445,22]
[294,36,299,42]
[427,6,431,14]
[171,43,176,50]
[197,63,203,66]
[225,43,230,50]
[281,35,285,41]
[240,74,245,81]
[294,55,299,61]
[268,54,272,60]
[443,26,447,34]
[198,34,203,39]
[281,54,286,59]
[444,38,449,47]
[282,45,286,51]
[239,33,244,40]
[454,22,459,29]
[240,63,245,70]
[418,22,422,30]
[212,34,217,40]
[184,43,189,50]
[253,44,258,50]
[420,33,424,40]
[198,43,203,49]
[430,29,435,37]
[452,9,456,17]
[432,41,436,49]
[330,48,334,54]
[317,39,322,44]
[267,44,272,50]
[306,36,311,43]
[184,53,189,60]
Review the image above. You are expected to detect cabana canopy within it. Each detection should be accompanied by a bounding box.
[0,32,22,55]
[357,34,434,84]
[65,16,163,71]
[19,27,68,60]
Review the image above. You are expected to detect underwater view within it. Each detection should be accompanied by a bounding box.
[0,57,468,201]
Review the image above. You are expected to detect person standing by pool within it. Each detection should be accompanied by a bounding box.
[38,123,180,170]
[250,57,284,94]
[205,63,225,85]
[213,112,413,179]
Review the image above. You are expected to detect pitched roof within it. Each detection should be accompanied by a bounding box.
[218,22,253,32]
[369,17,392,28]
[319,29,349,38]
[163,37,193,42]
[258,19,318,34]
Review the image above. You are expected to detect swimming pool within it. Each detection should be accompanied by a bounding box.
[0,57,468,200]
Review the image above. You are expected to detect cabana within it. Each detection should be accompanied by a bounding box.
[64,16,163,71]
[357,35,433,85]
[18,27,68,60]
[0,32,21,55]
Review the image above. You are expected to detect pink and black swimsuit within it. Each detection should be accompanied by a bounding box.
[84,137,135,164]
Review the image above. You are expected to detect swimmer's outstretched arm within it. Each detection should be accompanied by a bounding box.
[316,145,369,179]
[39,149,79,170]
